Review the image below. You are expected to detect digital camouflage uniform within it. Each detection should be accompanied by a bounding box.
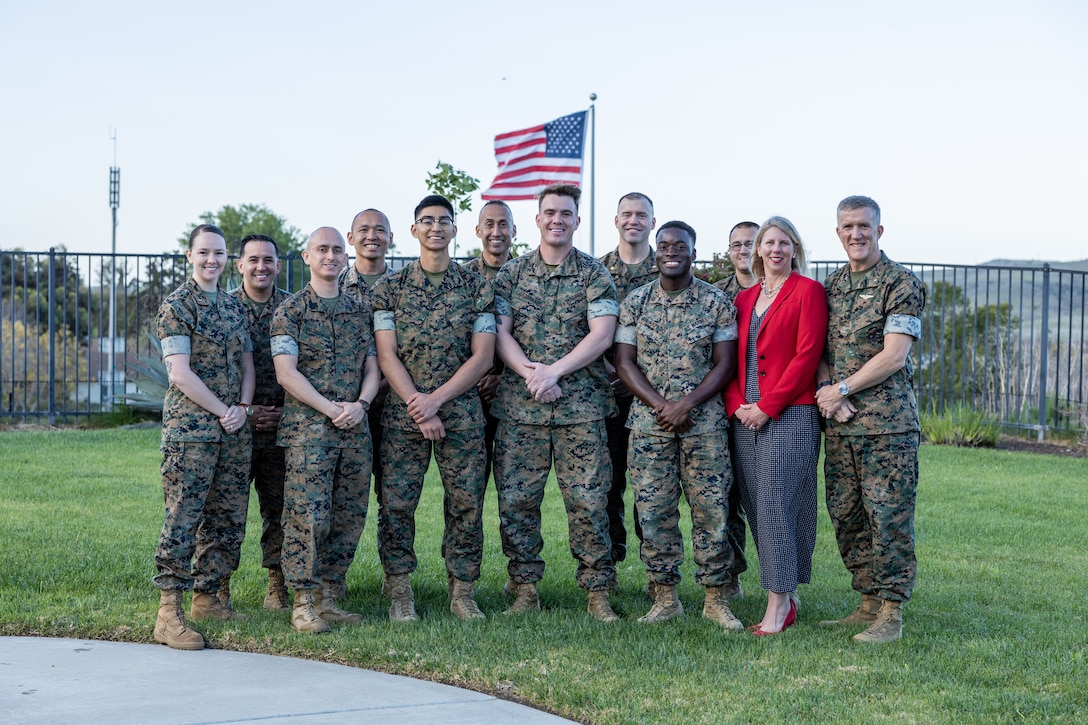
[492,248,618,591]
[271,284,375,591]
[463,255,508,483]
[823,251,925,603]
[712,272,751,579]
[598,247,658,563]
[155,279,253,593]
[616,278,738,586]
[341,265,393,506]
[371,261,495,582]
[230,284,290,569]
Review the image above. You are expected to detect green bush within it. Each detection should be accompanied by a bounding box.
[922,404,1000,447]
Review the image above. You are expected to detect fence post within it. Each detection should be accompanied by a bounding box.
[48,248,57,425]
[1036,264,1050,442]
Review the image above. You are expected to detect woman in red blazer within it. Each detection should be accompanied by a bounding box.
[724,216,828,635]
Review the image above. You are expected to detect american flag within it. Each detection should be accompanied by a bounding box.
[481,111,587,201]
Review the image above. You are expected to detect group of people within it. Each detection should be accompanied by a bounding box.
[150,188,925,652]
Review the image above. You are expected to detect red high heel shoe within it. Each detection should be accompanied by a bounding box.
[753,599,797,636]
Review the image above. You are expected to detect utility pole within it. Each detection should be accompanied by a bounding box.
[108,131,120,408]
[588,92,597,256]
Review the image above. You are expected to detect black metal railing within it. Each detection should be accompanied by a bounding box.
[2,249,1084,439]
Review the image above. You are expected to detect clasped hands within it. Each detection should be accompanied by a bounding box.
[524,362,562,403]
[652,400,695,434]
[218,404,247,434]
[815,387,857,423]
[406,392,446,441]
[328,401,366,431]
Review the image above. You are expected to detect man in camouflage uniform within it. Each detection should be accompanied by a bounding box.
[614,221,744,631]
[598,192,657,575]
[713,220,760,599]
[492,183,620,622]
[271,227,380,633]
[464,200,515,484]
[222,234,292,612]
[337,208,395,602]
[371,195,496,622]
[154,224,254,650]
[815,195,926,644]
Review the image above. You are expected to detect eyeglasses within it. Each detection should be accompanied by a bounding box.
[729,241,754,251]
[416,216,455,229]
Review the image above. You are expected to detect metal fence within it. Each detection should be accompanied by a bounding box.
[2,249,1085,439]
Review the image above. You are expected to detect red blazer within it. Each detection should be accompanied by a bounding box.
[724,272,828,419]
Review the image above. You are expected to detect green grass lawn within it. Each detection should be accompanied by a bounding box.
[1,428,1085,723]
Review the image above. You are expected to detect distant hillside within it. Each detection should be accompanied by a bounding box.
[981,259,1088,272]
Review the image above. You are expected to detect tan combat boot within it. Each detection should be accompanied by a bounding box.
[264,566,289,612]
[703,585,744,631]
[587,590,620,623]
[501,577,515,597]
[645,580,658,602]
[291,590,331,633]
[638,583,683,623]
[191,591,248,621]
[386,574,419,622]
[503,582,540,615]
[154,590,204,650]
[325,579,346,603]
[819,593,881,626]
[449,577,486,621]
[852,600,903,644]
[215,575,233,609]
[722,579,743,600]
[314,582,363,623]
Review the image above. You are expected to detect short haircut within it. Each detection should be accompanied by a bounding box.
[656,220,696,245]
[479,199,513,218]
[188,223,224,248]
[351,208,390,230]
[617,192,653,212]
[751,216,809,278]
[238,233,279,256]
[729,221,759,236]
[837,195,881,226]
[537,183,581,211]
[414,195,455,220]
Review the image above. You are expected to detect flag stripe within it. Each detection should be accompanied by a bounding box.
[482,110,586,202]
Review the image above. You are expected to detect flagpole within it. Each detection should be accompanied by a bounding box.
[588,92,597,256]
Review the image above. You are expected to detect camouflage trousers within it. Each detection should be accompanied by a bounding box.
[250,440,286,569]
[824,432,919,602]
[154,438,252,592]
[628,429,734,587]
[494,419,615,591]
[281,443,371,590]
[724,425,748,577]
[377,426,486,582]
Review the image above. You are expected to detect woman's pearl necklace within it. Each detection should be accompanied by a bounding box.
[761,276,787,297]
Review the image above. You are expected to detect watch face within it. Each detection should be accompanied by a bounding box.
[838,382,850,396]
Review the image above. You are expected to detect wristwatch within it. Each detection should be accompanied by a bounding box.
[240,403,254,417]
[816,380,832,390]
[837,381,851,397]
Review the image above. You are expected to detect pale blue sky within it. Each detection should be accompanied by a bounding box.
[1,0,1085,264]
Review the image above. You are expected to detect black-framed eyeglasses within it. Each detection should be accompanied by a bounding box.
[416,216,455,229]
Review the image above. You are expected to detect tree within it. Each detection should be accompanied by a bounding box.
[426,161,480,257]
[693,253,736,284]
[176,204,304,256]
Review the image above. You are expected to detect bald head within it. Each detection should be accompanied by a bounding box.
[307,226,345,250]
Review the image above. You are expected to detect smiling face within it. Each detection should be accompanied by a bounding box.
[302,229,347,283]
[836,205,883,272]
[655,227,695,288]
[411,204,456,254]
[348,210,392,263]
[536,192,580,250]
[236,240,280,294]
[476,203,515,264]
[727,225,756,273]
[757,225,796,278]
[615,196,655,247]
[186,231,228,290]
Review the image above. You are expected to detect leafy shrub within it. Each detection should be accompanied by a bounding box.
[121,333,167,411]
[922,405,1000,447]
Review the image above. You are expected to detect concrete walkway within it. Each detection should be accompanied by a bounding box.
[0,637,578,724]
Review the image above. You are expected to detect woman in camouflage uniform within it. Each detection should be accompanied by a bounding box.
[152,224,255,650]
